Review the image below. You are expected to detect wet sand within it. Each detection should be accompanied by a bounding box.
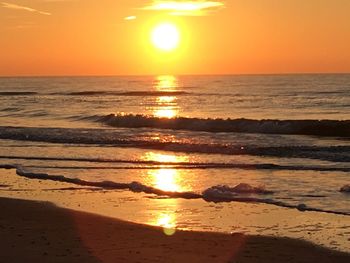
[1,197,350,263]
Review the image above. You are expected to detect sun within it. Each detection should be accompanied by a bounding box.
[151,23,180,51]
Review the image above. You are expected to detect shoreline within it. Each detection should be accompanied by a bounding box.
[1,168,350,254]
[1,196,350,263]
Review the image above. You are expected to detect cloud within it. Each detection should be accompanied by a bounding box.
[141,1,225,16]
[1,2,51,15]
[125,15,137,21]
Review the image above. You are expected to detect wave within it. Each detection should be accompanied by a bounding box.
[93,114,350,137]
[203,184,273,196]
[0,126,349,162]
[0,92,37,96]
[1,164,349,216]
[1,155,350,172]
[57,91,190,96]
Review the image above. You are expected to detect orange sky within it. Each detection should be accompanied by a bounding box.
[1,0,350,76]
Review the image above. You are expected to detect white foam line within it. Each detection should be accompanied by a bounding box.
[0,164,349,216]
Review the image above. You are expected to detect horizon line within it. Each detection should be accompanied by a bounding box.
[1,72,350,78]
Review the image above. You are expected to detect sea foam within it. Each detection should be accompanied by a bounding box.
[340,185,350,193]
[1,164,349,216]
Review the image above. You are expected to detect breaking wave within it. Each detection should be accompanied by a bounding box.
[91,114,350,137]
[1,164,349,216]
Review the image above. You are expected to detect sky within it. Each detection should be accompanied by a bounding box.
[1,0,350,76]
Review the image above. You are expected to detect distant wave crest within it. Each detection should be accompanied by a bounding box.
[91,114,350,137]
[57,91,190,96]
[0,92,37,96]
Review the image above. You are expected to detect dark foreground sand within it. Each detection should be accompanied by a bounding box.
[1,197,349,263]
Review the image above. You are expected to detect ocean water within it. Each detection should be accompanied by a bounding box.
[0,74,349,216]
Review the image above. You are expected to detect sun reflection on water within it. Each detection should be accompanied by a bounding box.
[148,169,181,192]
[142,152,193,234]
[154,108,178,118]
[143,152,190,192]
[155,75,178,90]
[151,75,180,118]
[143,152,189,163]
[157,96,176,103]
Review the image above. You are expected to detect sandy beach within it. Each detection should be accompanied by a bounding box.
[1,196,349,263]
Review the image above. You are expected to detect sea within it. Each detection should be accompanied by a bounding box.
[0,74,349,249]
